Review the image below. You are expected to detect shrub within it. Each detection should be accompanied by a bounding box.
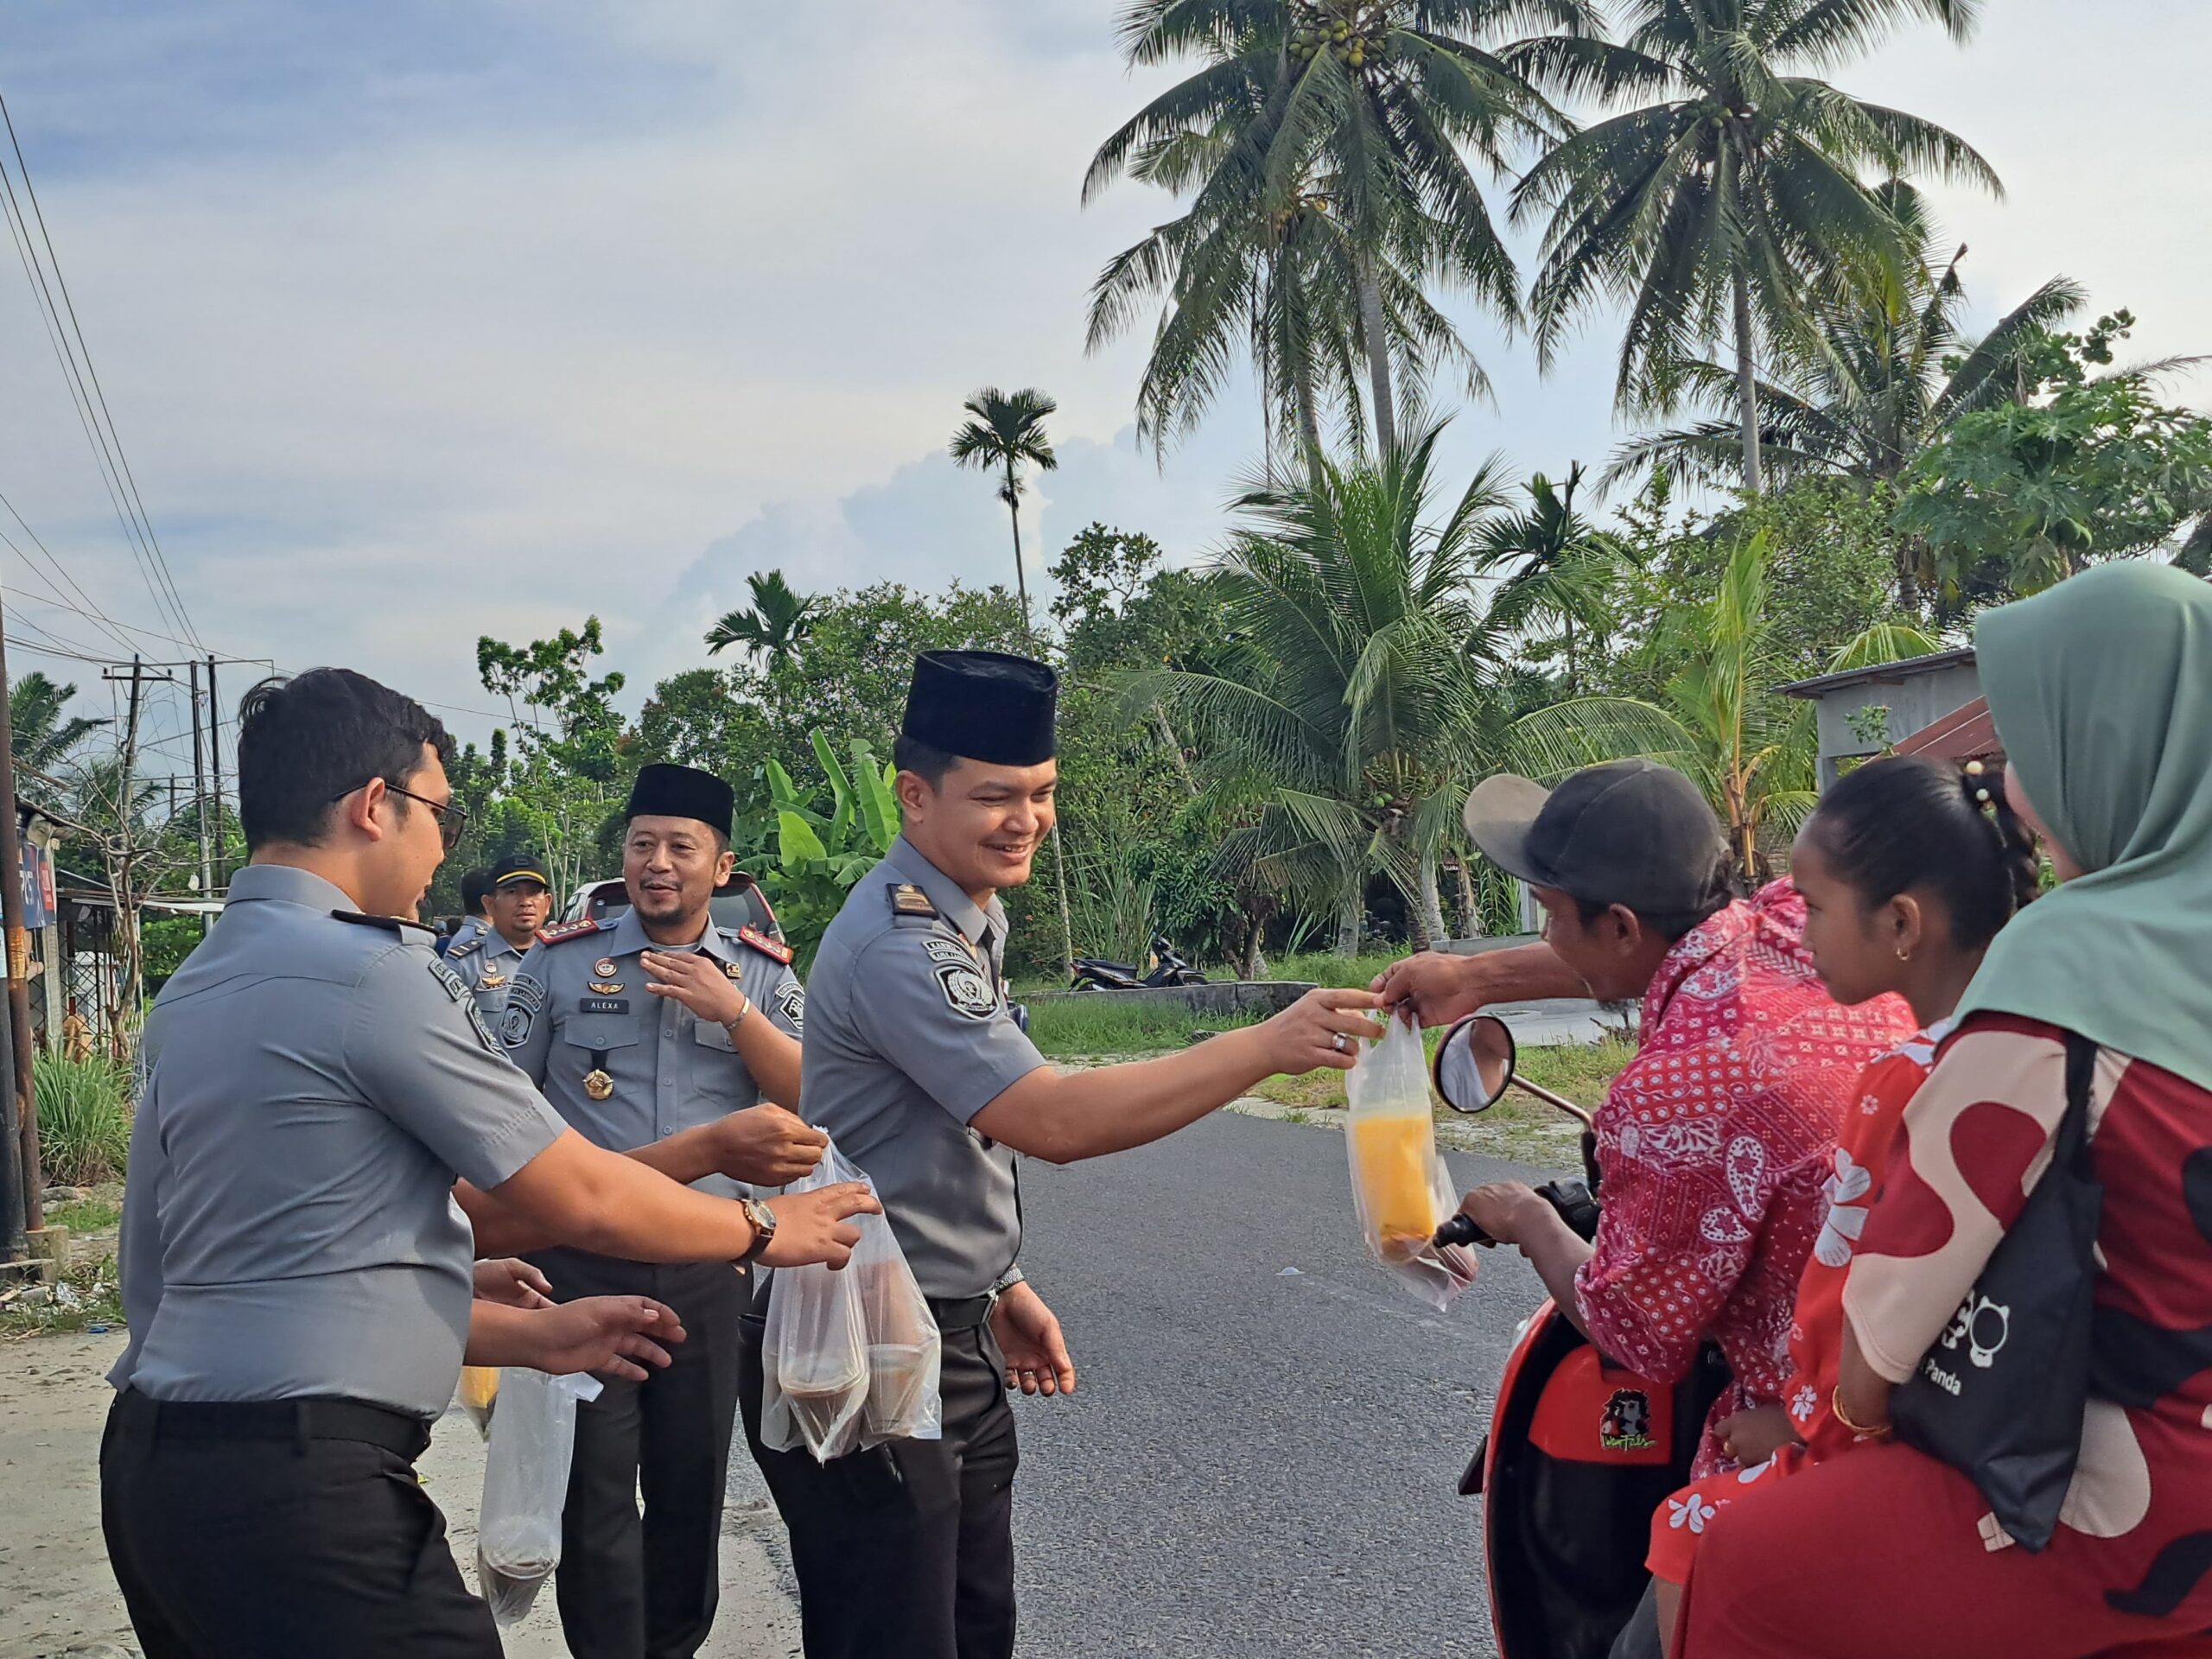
[35,1052,133,1185]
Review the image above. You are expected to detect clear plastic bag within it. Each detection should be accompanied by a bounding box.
[760,1140,943,1463]
[475,1367,601,1626]
[1344,1015,1479,1312]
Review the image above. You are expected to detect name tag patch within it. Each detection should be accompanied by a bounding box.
[934,962,998,1021]
[579,997,630,1016]
[923,938,979,969]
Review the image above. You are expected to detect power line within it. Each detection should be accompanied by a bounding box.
[0,88,194,650]
[0,485,146,656]
[0,86,200,649]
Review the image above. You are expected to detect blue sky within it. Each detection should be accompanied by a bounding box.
[1,0,2205,768]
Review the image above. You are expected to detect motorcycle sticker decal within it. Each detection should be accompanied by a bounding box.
[1599,1388,1656,1452]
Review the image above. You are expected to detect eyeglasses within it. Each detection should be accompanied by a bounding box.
[330,779,469,850]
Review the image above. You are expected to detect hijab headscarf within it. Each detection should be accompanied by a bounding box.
[1956,561,2212,1091]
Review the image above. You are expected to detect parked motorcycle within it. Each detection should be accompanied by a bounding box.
[1068,934,1208,991]
[1430,1015,1730,1659]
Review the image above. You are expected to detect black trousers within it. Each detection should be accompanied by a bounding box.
[741,1309,1020,1659]
[99,1389,499,1659]
[529,1249,749,1659]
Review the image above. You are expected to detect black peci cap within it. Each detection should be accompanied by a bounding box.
[626,763,735,838]
[901,650,1058,767]
[1463,760,1731,918]
[488,852,550,890]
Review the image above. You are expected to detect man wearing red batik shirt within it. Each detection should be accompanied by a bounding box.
[1376,761,1912,1479]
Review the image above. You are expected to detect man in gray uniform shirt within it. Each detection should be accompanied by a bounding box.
[504,761,820,1659]
[741,650,1382,1659]
[446,849,551,1021]
[101,669,875,1659]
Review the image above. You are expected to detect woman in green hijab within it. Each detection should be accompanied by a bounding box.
[1671,563,2212,1657]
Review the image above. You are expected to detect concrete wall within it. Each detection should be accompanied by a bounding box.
[1811,659,1982,789]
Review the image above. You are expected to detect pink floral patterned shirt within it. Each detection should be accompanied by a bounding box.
[1572,880,1915,1477]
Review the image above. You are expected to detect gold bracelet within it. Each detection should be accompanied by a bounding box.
[1831,1385,1892,1439]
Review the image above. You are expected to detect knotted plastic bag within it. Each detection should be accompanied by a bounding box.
[761,1139,943,1463]
[1345,1015,1478,1312]
[476,1367,601,1625]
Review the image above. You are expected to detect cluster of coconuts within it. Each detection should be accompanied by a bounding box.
[1288,5,1382,70]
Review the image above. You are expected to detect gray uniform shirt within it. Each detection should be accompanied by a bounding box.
[501,906,804,1200]
[803,836,1050,1300]
[445,927,529,1024]
[108,864,566,1419]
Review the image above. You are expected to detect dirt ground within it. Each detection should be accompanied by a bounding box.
[0,1331,804,1659]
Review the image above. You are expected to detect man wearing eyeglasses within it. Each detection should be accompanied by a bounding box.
[100,668,878,1659]
[448,852,552,1022]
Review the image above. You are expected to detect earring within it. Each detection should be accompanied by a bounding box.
[1896,944,1911,963]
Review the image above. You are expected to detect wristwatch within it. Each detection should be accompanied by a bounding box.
[737,1196,778,1265]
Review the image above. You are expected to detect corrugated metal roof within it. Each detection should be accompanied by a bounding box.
[1895,696,2002,760]
[1777,646,1977,699]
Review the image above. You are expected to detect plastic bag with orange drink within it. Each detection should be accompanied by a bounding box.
[1345,1014,1479,1311]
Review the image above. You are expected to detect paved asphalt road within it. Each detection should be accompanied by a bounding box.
[1003,1110,1567,1658]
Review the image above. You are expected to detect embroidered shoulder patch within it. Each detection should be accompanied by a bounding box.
[537,918,605,946]
[736,925,793,965]
[772,979,806,1032]
[500,973,547,1048]
[429,957,500,1051]
[933,958,1000,1022]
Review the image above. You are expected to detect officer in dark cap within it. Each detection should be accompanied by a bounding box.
[446,852,551,1021]
[100,669,875,1659]
[743,649,1382,1659]
[503,761,825,1659]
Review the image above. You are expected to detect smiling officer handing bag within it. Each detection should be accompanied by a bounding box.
[741,650,1383,1659]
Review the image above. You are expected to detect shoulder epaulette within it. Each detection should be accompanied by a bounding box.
[888,883,938,921]
[333,910,435,936]
[445,931,484,957]
[735,925,793,966]
[537,918,607,946]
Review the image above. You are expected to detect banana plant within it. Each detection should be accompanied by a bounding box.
[760,731,902,967]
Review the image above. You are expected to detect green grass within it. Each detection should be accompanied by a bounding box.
[49,1196,123,1235]
[1024,996,1263,1059]
[34,1054,134,1186]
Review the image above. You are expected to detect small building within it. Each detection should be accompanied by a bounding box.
[1779,648,1983,790]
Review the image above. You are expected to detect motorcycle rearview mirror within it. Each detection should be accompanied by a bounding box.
[1431,1014,1594,1129]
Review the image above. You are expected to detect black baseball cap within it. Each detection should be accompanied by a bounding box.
[488,853,550,891]
[1463,760,1731,917]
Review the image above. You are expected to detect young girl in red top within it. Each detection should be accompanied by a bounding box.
[1645,752,2039,1652]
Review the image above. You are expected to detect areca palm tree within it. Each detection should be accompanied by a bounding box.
[703,569,822,668]
[1132,421,1511,951]
[1087,0,1582,460]
[1512,0,2000,494]
[1472,461,1637,691]
[949,388,1058,632]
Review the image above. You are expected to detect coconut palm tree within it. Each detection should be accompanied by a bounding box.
[1512,0,2000,495]
[1133,420,1512,951]
[949,388,1058,632]
[1605,194,2083,502]
[1087,0,1582,459]
[704,569,823,669]
[10,671,105,776]
[1472,461,1637,692]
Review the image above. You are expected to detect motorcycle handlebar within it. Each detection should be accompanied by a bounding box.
[1431,1179,1601,1252]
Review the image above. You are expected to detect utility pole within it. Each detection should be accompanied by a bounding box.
[207,655,224,893]
[0,607,43,1250]
[188,661,211,925]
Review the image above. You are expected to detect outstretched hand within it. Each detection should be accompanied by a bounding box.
[473,1256,555,1309]
[1259,987,1384,1075]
